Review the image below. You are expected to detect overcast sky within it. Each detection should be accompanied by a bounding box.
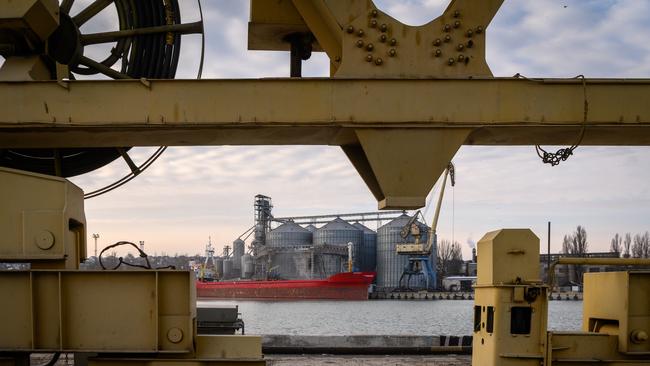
[54,0,650,258]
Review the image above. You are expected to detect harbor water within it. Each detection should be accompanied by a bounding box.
[197,299,583,335]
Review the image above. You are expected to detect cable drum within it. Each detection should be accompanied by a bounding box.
[0,0,205,193]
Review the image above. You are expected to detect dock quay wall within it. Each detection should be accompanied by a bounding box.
[370,291,583,300]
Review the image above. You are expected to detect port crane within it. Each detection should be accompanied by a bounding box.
[1,0,649,365]
[396,163,455,290]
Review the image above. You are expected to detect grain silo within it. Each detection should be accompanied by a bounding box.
[267,222,312,247]
[267,222,312,279]
[304,224,318,233]
[241,254,254,279]
[353,222,377,272]
[223,258,234,279]
[214,257,224,278]
[314,218,363,276]
[376,214,434,289]
[232,239,245,272]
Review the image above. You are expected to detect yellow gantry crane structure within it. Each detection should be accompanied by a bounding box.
[0,0,649,365]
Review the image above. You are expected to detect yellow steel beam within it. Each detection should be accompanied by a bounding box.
[291,0,342,67]
[1,78,649,147]
[2,77,649,208]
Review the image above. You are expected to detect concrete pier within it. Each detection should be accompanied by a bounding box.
[262,335,472,355]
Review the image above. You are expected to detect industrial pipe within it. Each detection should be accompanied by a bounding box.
[548,257,650,289]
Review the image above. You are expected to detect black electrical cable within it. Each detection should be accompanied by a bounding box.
[84,146,167,199]
[99,241,176,270]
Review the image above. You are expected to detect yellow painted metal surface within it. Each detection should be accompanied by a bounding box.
[0,270,195,353]
[476,229,541,285]
[0,167,85,269]
[0,0,59,43]
[1,78,649,209]
[583,272,650,355]
[472,229,548,366]
[2,78,648,145]
[0,270,196,353]
[473,229,650,365]
[249,0,503,78]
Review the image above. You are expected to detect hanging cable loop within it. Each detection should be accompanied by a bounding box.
[514,73,589,166]
[99,241,176,270]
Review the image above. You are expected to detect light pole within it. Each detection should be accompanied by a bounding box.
[92,233,100,258]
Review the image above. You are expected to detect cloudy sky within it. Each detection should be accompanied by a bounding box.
[51,0,650,258]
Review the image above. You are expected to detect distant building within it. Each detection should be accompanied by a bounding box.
[539,252,622,289]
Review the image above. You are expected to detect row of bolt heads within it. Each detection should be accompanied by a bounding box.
[361,53,468,66]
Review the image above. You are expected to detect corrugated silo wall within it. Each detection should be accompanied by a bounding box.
[267,223,313,280]
[314,219,363,277]
[376,217,435,289]
[214,258,224,278]
[233,239,245,271]
[223,259,234,279]
[361,231,377,271]
[272,251,312,280]
[267,229,312,247]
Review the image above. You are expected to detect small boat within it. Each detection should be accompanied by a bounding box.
[196,272,376,300]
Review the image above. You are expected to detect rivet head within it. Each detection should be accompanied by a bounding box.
[380,34,387,42]
[631,329,648,344]
[466,29,473,37]
[453,10,460,18]
[346,25,354,34]
[448,58,455,65]
[433,38,441,46]
[35,230,55,250]
[380,24,388,32]
[476,26,483,34]
[444,24,451,32]
[435,49,442,57]
[366,43,374,51]
[357,29,365,37]
[375,57,383,65]
[454,20,461,28]
[458,54,465,62]
[371,9,378,17]
[389,38,397,46]
[467,39,474,48]
[370,19,377,27]
[457,44,464,51]
[444,35,451,42]
[167,328,184,344]
[366,54,373,62]
[388,48,396,57]
[356,40,364,48]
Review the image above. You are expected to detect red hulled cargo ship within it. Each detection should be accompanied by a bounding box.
[196,272,375,300]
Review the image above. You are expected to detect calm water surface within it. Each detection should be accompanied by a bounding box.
[197,299,582,335]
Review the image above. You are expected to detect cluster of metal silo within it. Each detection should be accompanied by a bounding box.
[220,239,248,279]
[314,218,363,276]
[376,214,434,289]
[353,222,377,272]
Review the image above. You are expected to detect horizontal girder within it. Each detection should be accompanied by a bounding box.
[0,77,649,148]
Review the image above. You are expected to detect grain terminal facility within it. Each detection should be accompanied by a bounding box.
[201,195,437,292]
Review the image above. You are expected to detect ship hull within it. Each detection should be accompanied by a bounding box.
[196,272,375,301]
